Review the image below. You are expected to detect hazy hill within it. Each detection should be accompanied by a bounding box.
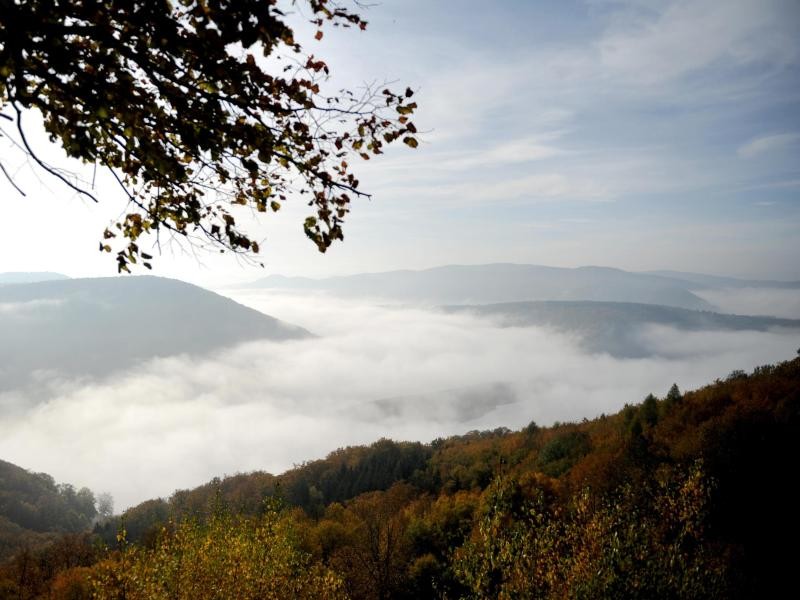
[444,300,800,358]
[0,272,69,286]
[0,276,309,391]
[248,264,713,310]
[0,459,96,561]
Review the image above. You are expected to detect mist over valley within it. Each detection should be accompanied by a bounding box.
[1,264,797,510]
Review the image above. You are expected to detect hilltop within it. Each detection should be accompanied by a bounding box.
[0,276,309,391]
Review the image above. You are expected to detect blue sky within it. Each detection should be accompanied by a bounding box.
[0,0,798,283]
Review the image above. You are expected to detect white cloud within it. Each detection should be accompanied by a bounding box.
[0,298,64,315]
[738,132,800,158]
[354,132,569,181]
[433,134,568,171]
[476,172,609,201]
[486,137,565,163]
[598,0,799,84]
[379,172,611,205]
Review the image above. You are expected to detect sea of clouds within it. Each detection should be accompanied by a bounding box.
[0,288,797,510]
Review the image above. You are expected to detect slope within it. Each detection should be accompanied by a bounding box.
[0,459,96,562]
[0,276,310,391]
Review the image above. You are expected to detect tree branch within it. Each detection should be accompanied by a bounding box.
[12,102,99,203]
[0,161,27,196]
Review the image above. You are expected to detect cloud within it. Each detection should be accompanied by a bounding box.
[598,0,799,84]
[738,132,800,158]
[354,133,569,182]
[433,134,568,171]
[0,298,64,315]
[435,172,611,203]
[0,290,796,510]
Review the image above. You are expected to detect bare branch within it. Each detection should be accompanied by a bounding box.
[0,161,27,196]
[11,103,99,203]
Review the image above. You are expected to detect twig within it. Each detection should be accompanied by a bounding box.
[12,102,99,203]
[0,161,26,196]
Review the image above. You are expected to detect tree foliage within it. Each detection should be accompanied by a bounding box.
[90,504,346,600]
[456,464,730,599]
[0,460,98,562]
[0,0,418,271]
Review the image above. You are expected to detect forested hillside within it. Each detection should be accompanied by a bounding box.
[0,461,97,562]
[2,356,798,598]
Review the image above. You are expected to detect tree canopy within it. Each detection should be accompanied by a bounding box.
[0,0,418,271]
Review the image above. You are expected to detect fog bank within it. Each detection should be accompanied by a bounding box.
[0,290,796,509]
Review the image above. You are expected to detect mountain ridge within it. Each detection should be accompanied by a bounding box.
[0,276,310,391]
[246,263,715,310]
[0,272,70,286]
[443,300,800,358]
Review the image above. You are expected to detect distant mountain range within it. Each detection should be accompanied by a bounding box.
[246,264,798,310]
[0,276,309,391]
[0,272,70,286]
[444,301,800,358]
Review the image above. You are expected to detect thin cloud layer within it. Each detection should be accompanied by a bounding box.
[737,132,800,158]
[1,290,796,510]
[598,0,798,83]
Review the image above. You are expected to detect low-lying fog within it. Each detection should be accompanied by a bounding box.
[1,289,797,510]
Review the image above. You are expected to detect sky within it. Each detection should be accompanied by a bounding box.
[1,0,799,285]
